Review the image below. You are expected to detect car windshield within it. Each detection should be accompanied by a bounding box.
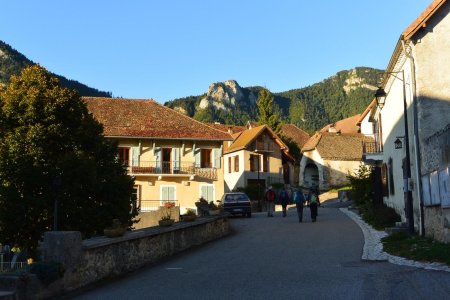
[224,194,249,202]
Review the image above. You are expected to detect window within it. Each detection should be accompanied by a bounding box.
[132,185,140,210]
[118,147,130,165]
[201,149,212,168]
[388,158,395,195]
[161,186,176,205]
[263,154,268,172]
[381,163,388,196]
[200,184,215,202]
[228,157,232,173]
[234,155,239,172]
[250,154,259,172]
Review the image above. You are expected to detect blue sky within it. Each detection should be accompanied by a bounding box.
[0,0,432,103]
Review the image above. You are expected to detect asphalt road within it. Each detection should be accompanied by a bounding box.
[70,202,450,300]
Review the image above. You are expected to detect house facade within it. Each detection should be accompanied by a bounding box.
[218,124,294,192]
[363,0,450,242]
[299,115,371,191]
[84,97,232,214]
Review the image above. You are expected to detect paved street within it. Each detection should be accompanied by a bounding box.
[70,202,450,300]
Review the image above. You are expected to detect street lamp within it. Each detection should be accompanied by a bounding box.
[375,70,414,234]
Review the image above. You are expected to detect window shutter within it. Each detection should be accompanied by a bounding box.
[213,148,221,168]
[131,146,140,166]
[172,148,180,171]
[162,186,168,201]
[194,148,201,168]
[168,187,175,201]
[155,147,161,173]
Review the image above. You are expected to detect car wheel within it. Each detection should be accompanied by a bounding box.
[247,212,252,218]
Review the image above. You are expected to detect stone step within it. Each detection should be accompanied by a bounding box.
[385,226,409,235]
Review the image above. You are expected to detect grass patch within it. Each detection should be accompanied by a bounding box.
[327,186,351,193]
[382,232,450,265]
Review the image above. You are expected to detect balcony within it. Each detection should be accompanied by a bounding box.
[126,161,218,180]
[254,141,274,152]
[362,141,383,163]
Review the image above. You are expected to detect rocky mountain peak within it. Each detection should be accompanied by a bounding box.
[199,80,254,110]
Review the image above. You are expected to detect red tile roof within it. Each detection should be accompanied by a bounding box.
[83,97,232,141]
[403,0,447,40]
[207,123,246,134]
[302,132,373,161]
[320,114,361,134]
[280,124,310,148]
[224,125,289,155]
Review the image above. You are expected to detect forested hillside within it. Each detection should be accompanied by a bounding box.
[0,40,111,97]
[165,67,382,133]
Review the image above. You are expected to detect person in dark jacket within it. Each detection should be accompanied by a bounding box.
[293,189,306,222]
[309,190,319,222]
[279,188,290,217]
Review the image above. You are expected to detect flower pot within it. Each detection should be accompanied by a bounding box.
[159,219,175,227]
[182,215,197,222]
[104,227,126,238]
[209,209,220,216]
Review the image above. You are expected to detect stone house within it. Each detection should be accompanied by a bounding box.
[362,0,450,242]
[299,115,372,191]
[84,97,232,214]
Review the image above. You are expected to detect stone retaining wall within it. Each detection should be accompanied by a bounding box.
[1,216,229,299]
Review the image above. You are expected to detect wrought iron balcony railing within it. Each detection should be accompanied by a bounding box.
[124,161,218,180]
[362,141,383,155]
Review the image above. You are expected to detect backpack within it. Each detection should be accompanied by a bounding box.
[293,192,304,204]
[310,194,318,204]
[266,190,275,202]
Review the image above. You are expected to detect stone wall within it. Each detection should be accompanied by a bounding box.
[424,206,450,243]
[5,216,229,299]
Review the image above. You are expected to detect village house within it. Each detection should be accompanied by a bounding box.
[362,0,450,242]
[299,115,372,191]
[209,123,295,195]
[84,97,232,216]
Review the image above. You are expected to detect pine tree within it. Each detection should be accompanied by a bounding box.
[257,88,282,133]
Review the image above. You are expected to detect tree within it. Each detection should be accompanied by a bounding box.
[257,88,282,133]
[0,65,137,258]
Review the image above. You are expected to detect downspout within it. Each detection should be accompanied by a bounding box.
[402,39,425,236]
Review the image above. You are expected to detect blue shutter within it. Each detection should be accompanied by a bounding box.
[213,148,221,169]
[172,148,180,172]
[194,148,201,168]
[131,146,140,166]
[155,147,161,173]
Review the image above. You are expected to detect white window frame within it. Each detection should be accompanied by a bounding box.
[160,185,177,206]
[199,184,215,202]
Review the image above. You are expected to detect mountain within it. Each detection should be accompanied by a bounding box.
[164,67,382,134]
[0,40,111,97]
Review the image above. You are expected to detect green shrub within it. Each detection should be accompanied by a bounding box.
[347,164,372,206]
[29,262,65,286]
[361,202,401,230]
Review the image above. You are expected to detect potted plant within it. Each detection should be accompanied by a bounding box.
[104,219,127,237]
[159,202,175,226]
[182,208,197,222]
[208,201,221,216]
[195,197,210,216]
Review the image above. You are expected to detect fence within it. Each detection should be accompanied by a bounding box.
[0,252,28,273]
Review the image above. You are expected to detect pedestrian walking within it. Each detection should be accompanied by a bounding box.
[264,186,276,217]
[293,189,306,222]
[279,187,290,217]
[309,190,319,222]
